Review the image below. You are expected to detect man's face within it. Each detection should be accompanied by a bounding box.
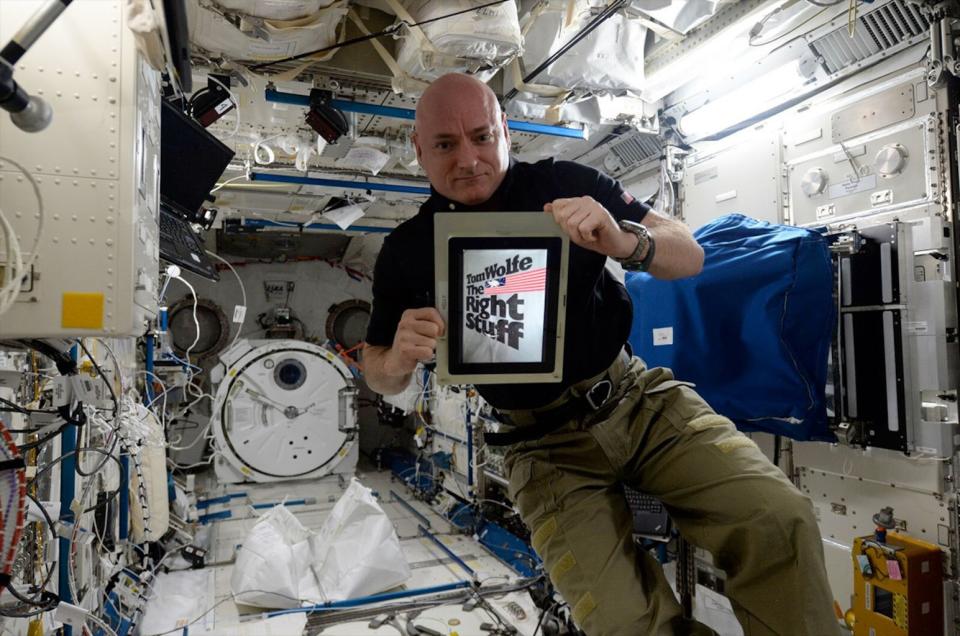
[413,98,511,206]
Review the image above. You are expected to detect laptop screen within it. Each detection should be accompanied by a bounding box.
[160,100,235,215]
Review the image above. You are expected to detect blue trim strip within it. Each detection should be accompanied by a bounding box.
[249,171,431,195]
[196,492,247,509]
[418,525,475,577]
[251,498,309,510]
[265,581,472,617]
[265,88,586,140]
[466,405,474,495]
[119,456,129,542]
[390,489,431,529]
[198,510,233,524]
[506,119,588,139]
[59,346,80,636]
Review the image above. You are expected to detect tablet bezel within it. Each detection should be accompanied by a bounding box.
[434,212,568,385]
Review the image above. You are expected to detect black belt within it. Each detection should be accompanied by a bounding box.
[484,350,630,446]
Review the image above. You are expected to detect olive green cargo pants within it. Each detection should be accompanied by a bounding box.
[503,359,840,636]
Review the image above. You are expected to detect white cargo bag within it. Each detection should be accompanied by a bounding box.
[231,504,309,608]
[231,479,410,608]
[212,0,336,21]
[306,478,411,601]
[122,403,169,543]
[392,0,522,84]
[518,0,646,92]
[630,0,724,35]
[187,0,347,61]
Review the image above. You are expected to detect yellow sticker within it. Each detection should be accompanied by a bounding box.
[687,414,729,432]
[716,436,757,454]
[532,516,558,554]
[573,592,597,624]
[61,292,104,329]
[552,550,577,580]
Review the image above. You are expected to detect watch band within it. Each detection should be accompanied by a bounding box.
[616,220,655,272]
[637,231,656,272]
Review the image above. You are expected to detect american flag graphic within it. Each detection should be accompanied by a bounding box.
[483,267,546,295]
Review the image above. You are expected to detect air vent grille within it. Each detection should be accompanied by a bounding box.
[809,0,929,74]
[609,133,662,169]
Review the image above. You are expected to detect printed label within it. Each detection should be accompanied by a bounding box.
[828,174,877,200]
[653,327,674,346]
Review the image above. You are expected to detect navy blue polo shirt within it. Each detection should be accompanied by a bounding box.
[364,158,649,410]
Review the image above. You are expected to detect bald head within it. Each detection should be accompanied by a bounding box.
[415,73,502,130]
[413,73,511,205]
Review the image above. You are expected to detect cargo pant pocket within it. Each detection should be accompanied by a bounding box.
[505,452,558,536]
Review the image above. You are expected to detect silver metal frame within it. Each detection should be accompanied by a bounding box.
[434,212,569,386]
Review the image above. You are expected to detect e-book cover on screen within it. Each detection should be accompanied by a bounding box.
[461,249,547,364]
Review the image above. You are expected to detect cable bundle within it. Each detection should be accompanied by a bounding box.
[0,420,27,593]
[0,156,44,317]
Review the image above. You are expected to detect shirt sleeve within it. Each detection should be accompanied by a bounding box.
[364,235,407,347]
[555,160,650,223]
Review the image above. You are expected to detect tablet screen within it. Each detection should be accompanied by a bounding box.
[462,248,548,363]
[448,237,562,377]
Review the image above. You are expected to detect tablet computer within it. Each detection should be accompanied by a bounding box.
[434,212,569,385]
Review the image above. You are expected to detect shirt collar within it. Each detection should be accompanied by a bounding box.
[426,157,518,213]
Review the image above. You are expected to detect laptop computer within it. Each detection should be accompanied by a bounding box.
[624,486,672,539]
[159,100,235,281]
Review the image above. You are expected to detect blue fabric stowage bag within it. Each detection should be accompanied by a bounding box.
[625,213,835,441]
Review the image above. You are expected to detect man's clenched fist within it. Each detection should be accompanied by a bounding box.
[385,307,446,376]
[544,196,638,259]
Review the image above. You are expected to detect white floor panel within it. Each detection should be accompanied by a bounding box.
[177,468,541,635]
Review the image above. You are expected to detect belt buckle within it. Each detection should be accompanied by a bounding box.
[585,379,613,411]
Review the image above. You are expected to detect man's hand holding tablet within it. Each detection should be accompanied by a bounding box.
[384,308,446,376]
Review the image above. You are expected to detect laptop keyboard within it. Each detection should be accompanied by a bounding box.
[160,210,200,253]
[624,487,665,513]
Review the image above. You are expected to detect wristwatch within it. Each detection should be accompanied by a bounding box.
[616,220,656,272]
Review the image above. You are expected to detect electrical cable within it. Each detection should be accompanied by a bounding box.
[502,0,627,103]
[210,174,248,193]
[168,275,200,370]
[138,589,317,636]
[29,448,122,514]
[0,396,58,416]
[248,0,511,71]
[16,420,70,452]
[0,156,43,317]
[749,5,830,46]
[74,339,121,477]
[94,338,127,399]
[0,420,26,602]
[749,0,864,48]
[204,250,246,347]
[532,601,560,636]
[19,339,76,376]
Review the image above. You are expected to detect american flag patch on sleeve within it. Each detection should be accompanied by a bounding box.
[621,190,635,205]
